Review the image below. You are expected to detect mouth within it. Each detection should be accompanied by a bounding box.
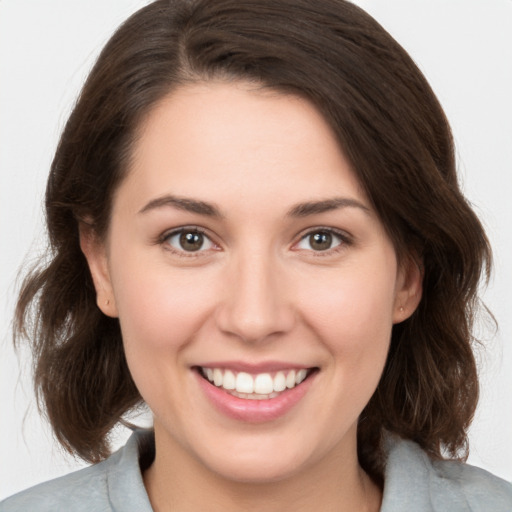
[195,366,318,400]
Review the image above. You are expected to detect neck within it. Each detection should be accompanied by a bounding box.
[143,425,382,512]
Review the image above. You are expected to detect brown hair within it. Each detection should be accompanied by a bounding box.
[15,0,491,481]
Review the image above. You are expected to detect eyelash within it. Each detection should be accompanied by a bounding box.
[157,226,352,258]
[158,226,218,258]
[293,227,352,256]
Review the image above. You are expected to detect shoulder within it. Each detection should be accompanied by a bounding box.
[0,430,154,512]
[0,460,111,512]
[382,435,512,512]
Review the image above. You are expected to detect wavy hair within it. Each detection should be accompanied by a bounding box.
[14,0,491,482]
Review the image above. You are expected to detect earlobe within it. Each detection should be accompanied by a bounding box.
[79,223,118,318]
[393,255,423,324]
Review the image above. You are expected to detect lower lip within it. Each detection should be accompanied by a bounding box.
[195,371,316,423]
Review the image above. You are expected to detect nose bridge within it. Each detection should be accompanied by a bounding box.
[216,245,294,343]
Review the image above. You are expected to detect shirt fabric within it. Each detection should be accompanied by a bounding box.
[1,430,511,511]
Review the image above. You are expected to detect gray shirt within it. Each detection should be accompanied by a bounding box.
[1,430,511,511]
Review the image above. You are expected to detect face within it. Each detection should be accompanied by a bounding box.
[82,82,421,484]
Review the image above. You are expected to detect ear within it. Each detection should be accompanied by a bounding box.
[79,222,118,318]
[392,253,423,324]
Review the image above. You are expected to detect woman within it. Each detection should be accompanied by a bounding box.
[2,0,511,510]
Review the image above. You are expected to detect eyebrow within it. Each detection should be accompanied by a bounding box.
[286,197,370,217]
[138,195,223,217]
[138,194,370,218]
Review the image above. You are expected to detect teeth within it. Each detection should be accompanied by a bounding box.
[213,368,223,387]
[223,370,236,390]
[236,372,254,393]
[274,371,286,392]
[254,373,274,394]
[286,370,296,389]
[201,367,311,397]
[296,369,308,385]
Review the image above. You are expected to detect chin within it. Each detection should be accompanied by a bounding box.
[193,433,325,485]
[208,453,309,484]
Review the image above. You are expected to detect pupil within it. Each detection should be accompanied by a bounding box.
[180,232,203,251]
[310,232,332,251]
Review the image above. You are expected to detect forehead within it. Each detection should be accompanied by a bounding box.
[117,81,368,215]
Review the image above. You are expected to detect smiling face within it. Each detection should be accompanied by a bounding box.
[81,82,421,486]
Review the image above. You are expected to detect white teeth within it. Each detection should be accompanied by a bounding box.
[223,370,236,390]
[296,369,308,385]
[254,373,274,394]
[246,393,267,400]
[236,372,254,393]
[274,371,286,392]
[232,391,277,400]
[201,367,312,397]
[213,368,223,387]
[286,370,296,389]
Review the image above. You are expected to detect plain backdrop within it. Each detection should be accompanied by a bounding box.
[1,0,511,500]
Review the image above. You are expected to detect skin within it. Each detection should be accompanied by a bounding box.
[81,81,422,512]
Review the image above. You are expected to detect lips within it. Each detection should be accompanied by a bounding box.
[194,364,318,422]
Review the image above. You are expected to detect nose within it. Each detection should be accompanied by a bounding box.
[215,251,296,344]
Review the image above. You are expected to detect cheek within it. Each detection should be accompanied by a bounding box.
[111,261,219,353]
[301,265,396,342]
[110,263,222,415]
[297,260,397,392]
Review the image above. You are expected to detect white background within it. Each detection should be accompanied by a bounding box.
[1,0,511,500]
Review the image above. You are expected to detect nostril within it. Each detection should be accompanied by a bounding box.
[214,275,295,343]
[215,310,296,345]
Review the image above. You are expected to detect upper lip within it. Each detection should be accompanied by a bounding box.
[194,361,316,373]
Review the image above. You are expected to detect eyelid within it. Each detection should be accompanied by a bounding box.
[292,226,353,254]
[158,225,220,256]
[156,225,352,257]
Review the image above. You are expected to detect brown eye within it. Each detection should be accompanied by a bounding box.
[165,229,214,253]
[296,229,345,252]
[179,231,204,251]
[309,232,333,251]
